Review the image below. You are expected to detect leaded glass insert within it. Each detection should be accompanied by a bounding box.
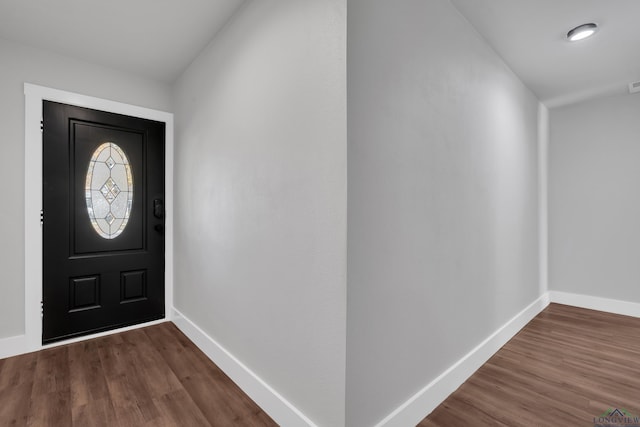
[85,142,133,239]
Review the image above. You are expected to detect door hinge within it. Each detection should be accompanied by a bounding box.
[40,209,43,226]
[41,300,44,318]
[40,120,43,133]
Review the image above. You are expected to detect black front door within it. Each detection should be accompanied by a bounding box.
[42,101,165,344]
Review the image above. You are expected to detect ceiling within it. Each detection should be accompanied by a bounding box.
[1,1,638,107]
[0,0,245,83]
[451,0,640,107]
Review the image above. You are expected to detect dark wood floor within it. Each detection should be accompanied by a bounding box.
[4,305,638,426]
[419,303,640,426]
[0,322,277,426]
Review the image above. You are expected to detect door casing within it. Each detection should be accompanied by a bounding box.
[24,83,174,351]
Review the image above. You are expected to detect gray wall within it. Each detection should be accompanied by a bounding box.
[171,1,347,426]
[346,1,541,426]
[0,38,171,339]
[549,93,640,302]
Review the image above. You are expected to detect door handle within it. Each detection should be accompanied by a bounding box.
[153,199,164,219]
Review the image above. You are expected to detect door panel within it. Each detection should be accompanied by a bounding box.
[42,101,165,344]
[73,123,144,253]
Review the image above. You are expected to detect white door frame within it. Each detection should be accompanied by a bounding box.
[24,83,174,351]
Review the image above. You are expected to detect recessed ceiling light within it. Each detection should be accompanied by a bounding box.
[567,23,598,42]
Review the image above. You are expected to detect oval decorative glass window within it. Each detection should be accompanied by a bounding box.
[85,142,133,239]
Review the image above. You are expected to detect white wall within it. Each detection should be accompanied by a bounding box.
[549,93,640,302]
[172,1,347,426]
[0,37,171,339]
[346,1,541,426]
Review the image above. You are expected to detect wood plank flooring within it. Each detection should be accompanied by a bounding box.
[419,303,640,427]
[0,322,277,427]
[4,304,639,426]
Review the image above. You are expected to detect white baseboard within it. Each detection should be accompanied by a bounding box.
[375,293,551,427]
[0,335,28,360]
[549,291,640,318]
[171,308,316,427]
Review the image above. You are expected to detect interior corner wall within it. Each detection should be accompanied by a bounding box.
[538,103,550,296]
[549,93,640,302]
[171,1,347,426]
[0,37,171,340]
[346,1,541,426]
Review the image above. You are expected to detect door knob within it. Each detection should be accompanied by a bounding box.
[153,199,164,219]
